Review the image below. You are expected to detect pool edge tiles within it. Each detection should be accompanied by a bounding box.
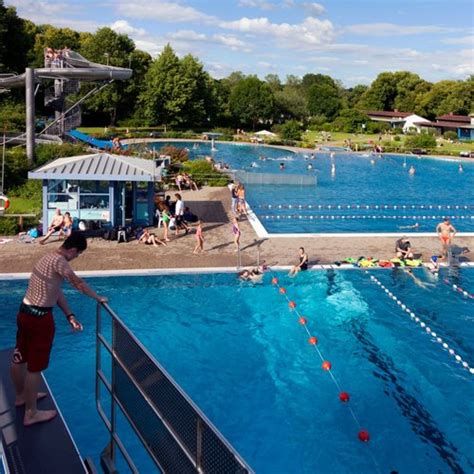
[1,262,474,280]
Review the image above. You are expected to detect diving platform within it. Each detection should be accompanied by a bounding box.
[0,349,89,474]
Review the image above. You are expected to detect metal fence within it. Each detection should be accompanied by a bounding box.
[233,170,316,186]
[96,302,253,473]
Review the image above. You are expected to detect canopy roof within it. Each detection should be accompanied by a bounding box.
[254,130,277,136]
[28,153,160,182]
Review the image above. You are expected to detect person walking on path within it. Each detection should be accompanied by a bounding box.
[232,217,241,252]
[193,220,204,254]
[436,217,457,258]
[174,193,190,236]
[289,247,309,276]
[10,232,108,427]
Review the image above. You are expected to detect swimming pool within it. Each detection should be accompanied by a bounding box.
[1,268,473,472]
[150,141,474,234]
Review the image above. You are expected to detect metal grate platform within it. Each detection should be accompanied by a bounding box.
[0,349,87,474]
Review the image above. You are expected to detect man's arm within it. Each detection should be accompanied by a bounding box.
[57,289,83,331]
[66,270,108,303]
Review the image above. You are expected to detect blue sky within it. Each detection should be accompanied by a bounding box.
[8,0,474,86]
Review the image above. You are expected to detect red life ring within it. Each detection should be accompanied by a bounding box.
[0,194,10,212]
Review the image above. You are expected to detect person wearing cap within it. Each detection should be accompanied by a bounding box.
[395,236,414,259]
[426,255,440,275]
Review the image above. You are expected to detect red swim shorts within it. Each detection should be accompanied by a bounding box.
[13,310,55,372]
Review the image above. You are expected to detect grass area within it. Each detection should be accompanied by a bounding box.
[5,196,41,215]
[303,130,473,155]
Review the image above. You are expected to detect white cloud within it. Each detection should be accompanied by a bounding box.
[219,16,335,48]
[441,35,474,45]
[238,0,276,10]
[301,2,325,16]
[344,23,461,37]
[110,20,146,37]
[212,34,250,51]
[115,0,215,23]
[169,30,207,41]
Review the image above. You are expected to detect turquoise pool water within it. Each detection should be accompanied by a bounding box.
[1,268,473,472]
[151,141,474,233]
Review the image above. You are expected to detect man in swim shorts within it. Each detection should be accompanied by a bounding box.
[11,232,108,426]
[436,217,457,258]
[40,208,64,244]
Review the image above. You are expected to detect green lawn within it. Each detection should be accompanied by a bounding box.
[5,196,41,215]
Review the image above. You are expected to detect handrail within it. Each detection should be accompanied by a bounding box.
[96,301,253,473]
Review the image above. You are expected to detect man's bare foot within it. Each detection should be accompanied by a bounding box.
[15,392,48,407]
[24,409,57,426]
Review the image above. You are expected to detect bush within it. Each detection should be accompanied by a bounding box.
[158,145,189,163]
[280,120,302,141]
[443,131,458,141]
[366,121,390,134]
[392,127,404,134]
[35,143,87,166]
[393,135,401,141]
[182,160,229,187]
[0,217,18,236]
[405,133,437,149]
[0,102,25,131]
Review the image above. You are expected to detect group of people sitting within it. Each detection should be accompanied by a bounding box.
[40,208,73,245]
[175,172,198,192]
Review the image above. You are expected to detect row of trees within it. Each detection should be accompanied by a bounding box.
[0,1,473,132]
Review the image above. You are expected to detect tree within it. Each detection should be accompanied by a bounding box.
[417,78,473,119]
[274,86,308,122]
[32,25,80,67]
[345,84,368,109]
[229,76,275,129]
[79,27,137,125]
[306,75,342,120]
[0,1,35,72]
[138,44,190,129]
[265,74,282,92]
[178,54,216,127]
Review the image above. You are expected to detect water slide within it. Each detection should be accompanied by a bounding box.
[67,129,113,149]
[0,50,132,90]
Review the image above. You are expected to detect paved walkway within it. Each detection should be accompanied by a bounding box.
[1,186,472,274]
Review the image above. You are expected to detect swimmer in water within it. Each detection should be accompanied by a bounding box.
[425,255,440,276]
[279,163,285,170]
[459,163,464,173]
[251,162,258,168]
[408,165,416,175]
[370,158,375,165]
[397,222,420,230]
[330,152,335,159]
[331,162,336,175]
[307,163,313,170]
[406,269,434,289]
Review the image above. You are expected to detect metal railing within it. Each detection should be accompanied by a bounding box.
[233,170,316,186]
[96,302,253,473]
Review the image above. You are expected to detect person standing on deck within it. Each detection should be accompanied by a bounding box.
[436,217,457,259]
[11,233,108,426]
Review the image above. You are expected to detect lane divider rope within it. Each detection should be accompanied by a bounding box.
[258,204,474,210]
[267,269,374,446]
[368,273,473,374]
[443,279,474,300]
[260,214,473,220]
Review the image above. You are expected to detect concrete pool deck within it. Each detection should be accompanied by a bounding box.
[0,186,472,274]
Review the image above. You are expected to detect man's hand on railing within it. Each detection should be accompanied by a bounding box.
[97,296,109,304]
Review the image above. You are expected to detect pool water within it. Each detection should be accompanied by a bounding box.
[151,141,474,233]
[1,269,473,473]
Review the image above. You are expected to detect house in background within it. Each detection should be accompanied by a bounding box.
[402,114,431,133]
[28,152,167,230]
[366,110,412,128]
[414,113,474,141]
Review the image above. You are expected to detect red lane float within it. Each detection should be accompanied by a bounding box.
[339,392,350,403]
[358,430,370,442]
[271,277,278,285]
[299,317,307,325]
[288,301,296,309]
[279,287,286,294]
[308,336,318,345]
[322,361,332,371]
